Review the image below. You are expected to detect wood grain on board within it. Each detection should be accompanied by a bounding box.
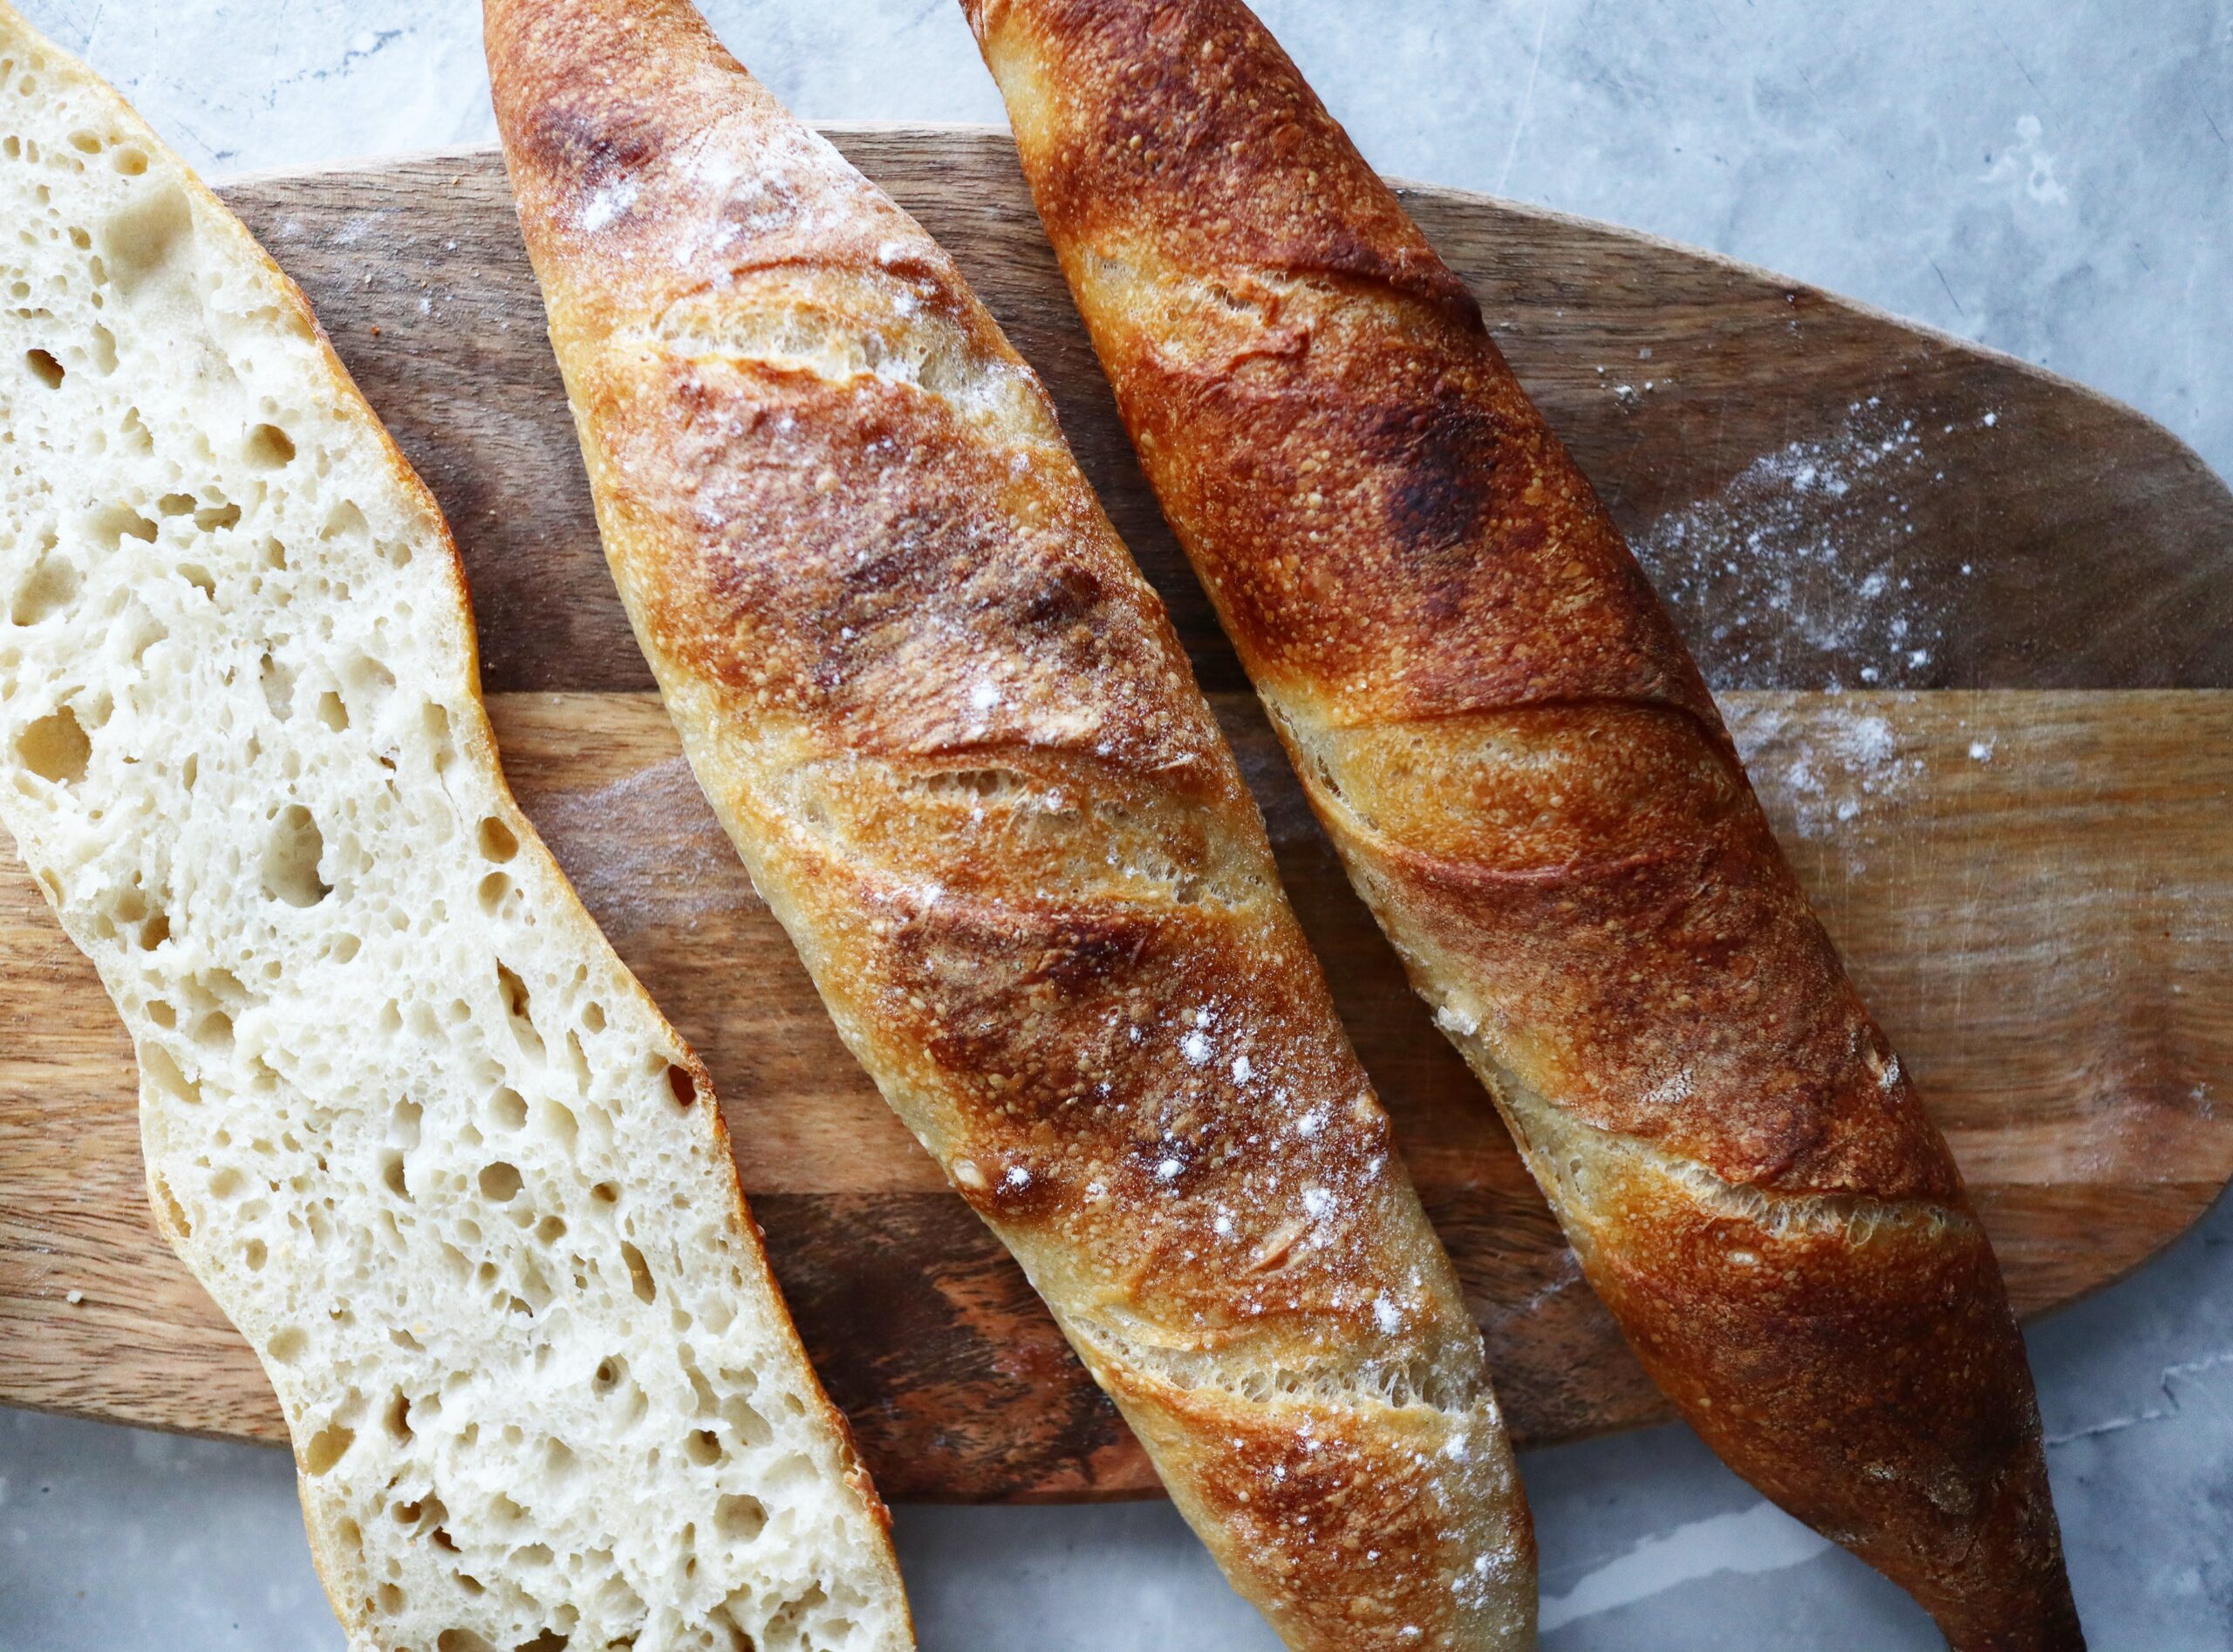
[1,135,2228,1501]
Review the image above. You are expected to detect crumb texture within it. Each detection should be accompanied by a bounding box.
[0,13,910,1651]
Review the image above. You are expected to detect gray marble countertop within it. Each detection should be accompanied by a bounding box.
[3,2,2229,1648]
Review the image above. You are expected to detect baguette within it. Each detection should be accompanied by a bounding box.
[962,1,2082,1645]
[484,1,1536,1645]
[0,13,911,1650]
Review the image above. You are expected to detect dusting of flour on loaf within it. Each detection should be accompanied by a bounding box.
[1635,402,1977,691]
[577,176,639,234]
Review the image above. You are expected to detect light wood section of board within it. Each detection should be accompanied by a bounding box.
[3,690,2227,1491]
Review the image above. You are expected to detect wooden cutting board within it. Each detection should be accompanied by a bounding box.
[3,132,2230,1503]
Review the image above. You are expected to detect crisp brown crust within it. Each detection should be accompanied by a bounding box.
[486,1,1536,1646]
[966,0,2081,1645]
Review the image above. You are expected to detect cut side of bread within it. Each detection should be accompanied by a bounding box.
[0,11,912,1652]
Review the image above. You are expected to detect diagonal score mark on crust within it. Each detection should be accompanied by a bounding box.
[763,747,1280,913]
[1073,242,1473,377]
[1465,1041,1973,1248]
[1067,1300,1493,1421]
[637,268,1303,915]
[1272,696,1750,881]
[647,264,1056,441]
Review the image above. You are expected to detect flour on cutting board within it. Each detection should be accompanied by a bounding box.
[1630,404,2014,875]
[1632,402,1991,693]
[1725,700,1926,877]
[523,755,746,933]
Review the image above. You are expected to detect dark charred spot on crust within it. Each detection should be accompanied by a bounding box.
[1028,917,1157,995]
[1021,565,1104,631]
[1115,307,1717,719]
[1378,401,1496,571]
[898,902,1179,1100]
[520,93,666,202]
[987,556,1116,667]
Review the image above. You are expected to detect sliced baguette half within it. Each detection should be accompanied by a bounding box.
[0,10,912,1650]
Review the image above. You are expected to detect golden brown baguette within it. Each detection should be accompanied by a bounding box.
[484,0,1536,1645]
[962,1,2082,1645]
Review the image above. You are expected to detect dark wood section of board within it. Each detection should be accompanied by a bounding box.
[1,137,2230,1503]
[222,135,2233,699]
